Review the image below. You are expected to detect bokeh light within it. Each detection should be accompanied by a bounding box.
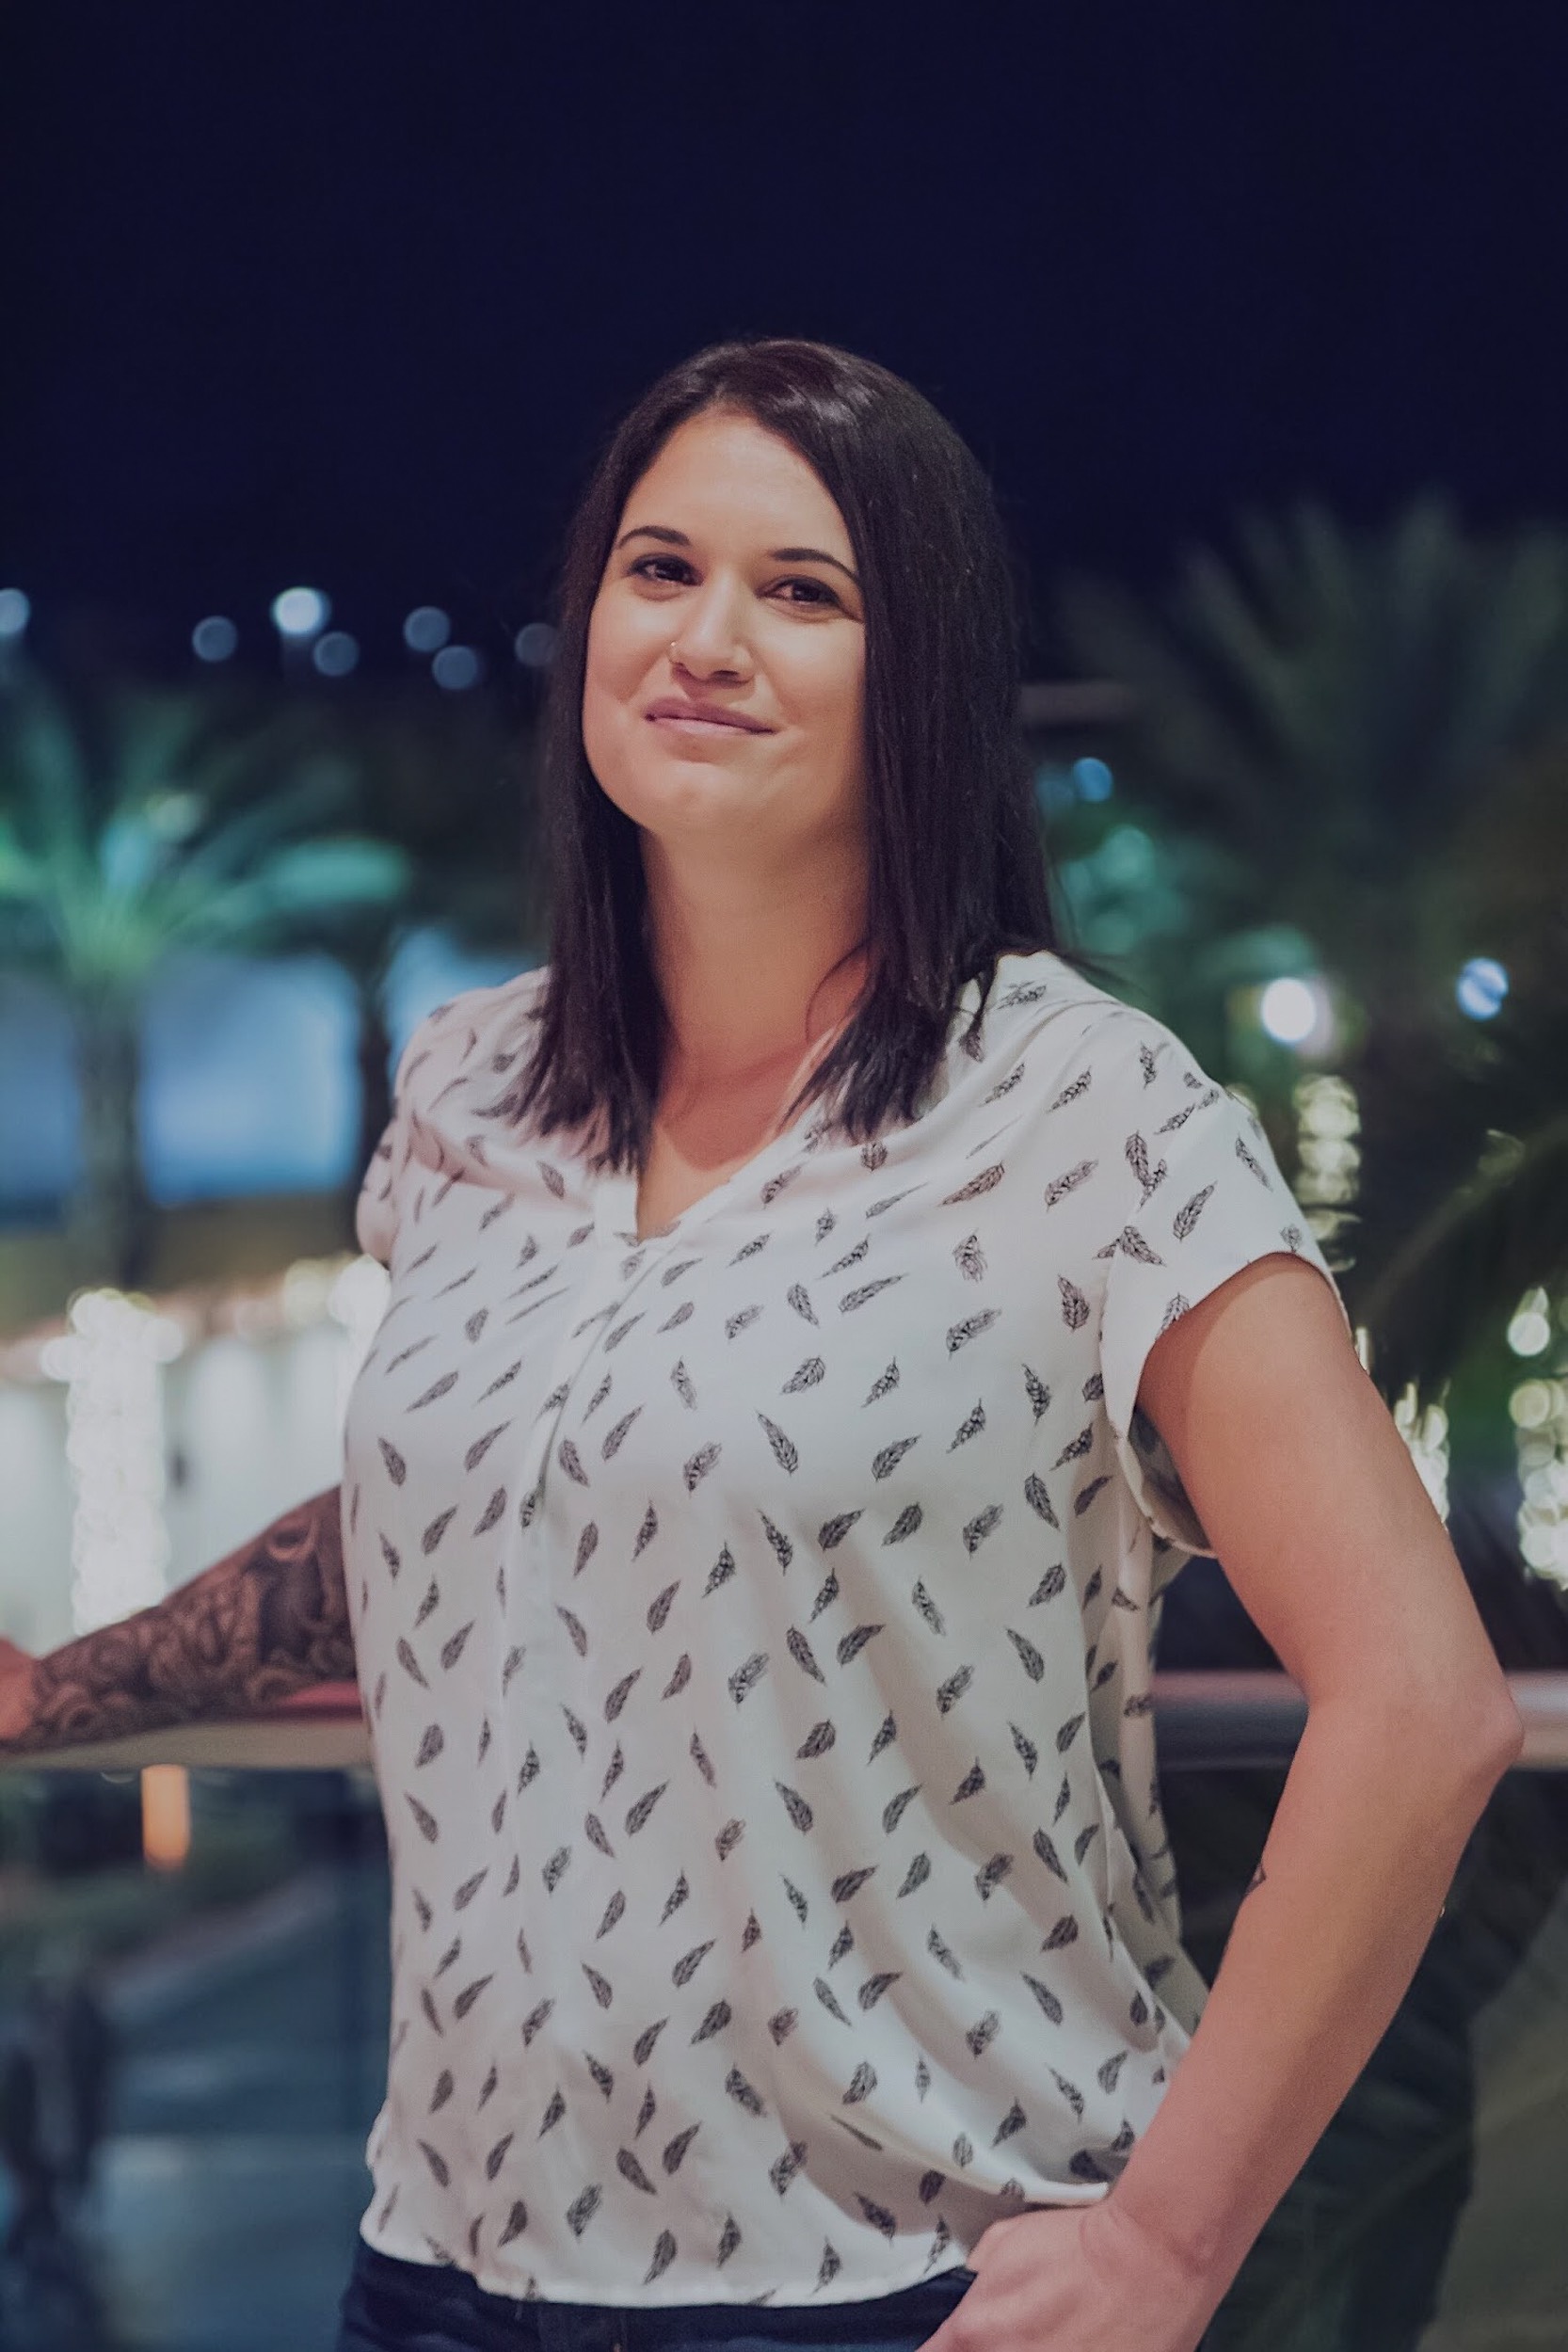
[192,615,238,662]
[142,1764,192,1872]
[1394,1383,1450,1521]
[432,644,484,691]
[270,585,329,638]
[513,621,557,668]
[1261,974,1336,1056]
[404,605,451,654]
[0,585,32,639]
[1508,1289,1553,1356]
[1456,955,1509,1019]
[1071,756,1113,802]
[1511,1381,1555,1430]
[1259,977,1318,1045]
[312,629,360,678]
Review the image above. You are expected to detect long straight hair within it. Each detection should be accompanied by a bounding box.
[509,336,1079,1170]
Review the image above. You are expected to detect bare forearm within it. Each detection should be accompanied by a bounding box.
[1107,1689,1520,2299]
[8,1486,353,1753]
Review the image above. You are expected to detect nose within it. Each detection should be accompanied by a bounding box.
[668,574,753,682]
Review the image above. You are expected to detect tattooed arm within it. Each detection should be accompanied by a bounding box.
[0,1486,353,1754]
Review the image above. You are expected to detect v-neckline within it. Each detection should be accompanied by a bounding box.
[600,1005,865,1250]
[591,1091,824,1252]
[585,970,994,1253]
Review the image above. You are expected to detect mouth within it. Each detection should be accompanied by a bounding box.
[643,697,774,735]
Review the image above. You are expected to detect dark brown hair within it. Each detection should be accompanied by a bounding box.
[511,336,1078,1170]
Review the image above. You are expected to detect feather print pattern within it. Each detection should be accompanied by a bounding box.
[343,951,1345,2305]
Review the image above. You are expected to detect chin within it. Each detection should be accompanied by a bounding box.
[604,765,752,833]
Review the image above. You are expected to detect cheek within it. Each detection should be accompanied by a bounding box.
[584,598,641,703]
[787,639,866,773]
[581,645,623,794]
[582,602,651,781]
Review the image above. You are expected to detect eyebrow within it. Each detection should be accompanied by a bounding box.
[613,523,859,585]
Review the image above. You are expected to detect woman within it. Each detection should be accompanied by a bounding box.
[0,339,1521,2352]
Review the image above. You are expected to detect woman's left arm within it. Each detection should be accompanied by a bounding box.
[1106,1251,1521,2290]
[943,1254,1522,2350]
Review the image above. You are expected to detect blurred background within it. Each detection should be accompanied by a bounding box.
[2,6,1567,2347]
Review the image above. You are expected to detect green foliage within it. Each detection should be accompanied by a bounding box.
[1059,499,1568,1409]
[1060,498,1568,920]
[0,682,410,1002]
[0,674,413,1283]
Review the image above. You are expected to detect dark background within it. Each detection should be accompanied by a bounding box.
[5,2,1567,675]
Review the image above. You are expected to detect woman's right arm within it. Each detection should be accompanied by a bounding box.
[0,1485,353,1754]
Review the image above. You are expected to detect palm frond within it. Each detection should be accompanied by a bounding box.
[169,837,411,953]
[167,757,359,888]
[1358,1112,1568,1401]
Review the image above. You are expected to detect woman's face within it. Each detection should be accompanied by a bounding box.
[583,408,868,874]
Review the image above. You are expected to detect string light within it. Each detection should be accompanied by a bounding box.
[1507,1287,1553,1358]
[1393,1383,1450,1523]
[1512,1366,1568,1587]
[40,1290,185,1635]
[1293,1071,1360,1270]
[1504,1285,1568,1586]
[8,1256,391,1647]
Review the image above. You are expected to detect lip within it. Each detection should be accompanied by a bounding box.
[644,697,774,734]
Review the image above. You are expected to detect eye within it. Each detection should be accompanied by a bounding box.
[627,553,696,586]
[770,575,841,608]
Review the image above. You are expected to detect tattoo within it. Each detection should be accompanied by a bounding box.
[9,1487,353,1754]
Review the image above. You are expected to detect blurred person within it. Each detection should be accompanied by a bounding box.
[0,2003,56,2265]
[24,1940,116,2210]
[0,341,1522,2352]
[0,1952,114,2346]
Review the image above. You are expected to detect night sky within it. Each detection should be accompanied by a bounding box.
[4,4,1567,678]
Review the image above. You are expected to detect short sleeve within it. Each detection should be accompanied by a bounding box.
[1093,1012,1352,1559]
[352,1027,424,1267]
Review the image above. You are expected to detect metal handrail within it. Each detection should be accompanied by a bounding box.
[7,1671,1566,1773]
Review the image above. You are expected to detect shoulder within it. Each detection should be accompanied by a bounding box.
[967,953,1304,1236]
[392,963,550,1114]
[973,951,1208,1100]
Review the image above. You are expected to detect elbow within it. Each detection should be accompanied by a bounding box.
[1316,1661,1523,1797]
[1454,1647,1528,1781]
[1476,1678,1527,1780]
[1417,1670,1525,1800]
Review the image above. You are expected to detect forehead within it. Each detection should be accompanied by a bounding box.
[618,408,853,557]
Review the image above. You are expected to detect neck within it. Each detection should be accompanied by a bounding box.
[641,832,870,1093]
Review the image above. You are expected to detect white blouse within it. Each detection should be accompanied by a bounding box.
[341,948,1346,2307]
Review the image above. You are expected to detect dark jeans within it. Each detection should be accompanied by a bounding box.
[335,2239,978,2352]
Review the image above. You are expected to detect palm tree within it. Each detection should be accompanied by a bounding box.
[306,680,544,1193]
[0,677,410,1288]
[1057,496,1568,1399]
[1059,499,1568,2351]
